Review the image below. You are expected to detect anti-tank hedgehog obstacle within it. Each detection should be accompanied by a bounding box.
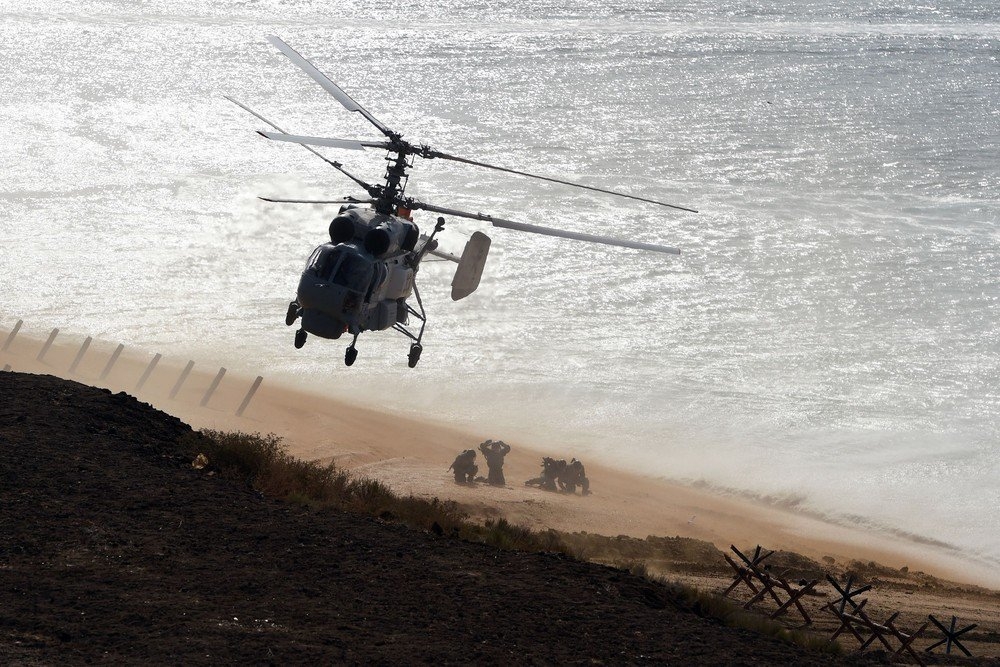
[926,614,977,657]
[721,541,987,662]
[722,544,818,625]
[823,573,929,664]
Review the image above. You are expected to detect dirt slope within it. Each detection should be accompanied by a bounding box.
[0,372,846,664]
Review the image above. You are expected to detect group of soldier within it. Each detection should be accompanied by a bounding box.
[448,440,590,495]
[448,440,510,486]
[524,456,590,495]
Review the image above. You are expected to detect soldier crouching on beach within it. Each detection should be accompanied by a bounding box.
[448,449,478,485]
[559,458,591,495]
[478,439,511,486]
[524,456,566,492]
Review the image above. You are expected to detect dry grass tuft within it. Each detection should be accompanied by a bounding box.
[463,519,570,555]
[183,430,351,504]
[182,431,494,542]
[656,578,841,654]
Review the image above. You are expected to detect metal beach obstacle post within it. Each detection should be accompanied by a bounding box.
[68,336,93,374]
[236,376,263,417]
[36,328,59,362]
[2,319,23,352]
[200,367,226,407]
[169,360,195,399]
[99,343,125,381]
[135,353,162,391]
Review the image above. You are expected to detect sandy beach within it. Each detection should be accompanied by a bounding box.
[4,330,997,592]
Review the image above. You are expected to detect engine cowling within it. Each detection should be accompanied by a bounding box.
[364,218,419,258]
[329,215,357,244]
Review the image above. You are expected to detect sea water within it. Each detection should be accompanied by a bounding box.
[1,1,998,574]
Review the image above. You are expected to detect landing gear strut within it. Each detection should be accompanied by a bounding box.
[285,300,300,326]
[345,334,359,366]
[392,281,429,370]
[294,328,307,349]
[407,343,422,368]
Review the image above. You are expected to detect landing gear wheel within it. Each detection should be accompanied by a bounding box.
[407,343,423,368]
[345,346,358,367]
[294,329,307,349]
[285,301,299,326]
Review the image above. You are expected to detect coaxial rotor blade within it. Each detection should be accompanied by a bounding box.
[491,218,680,254]
[422,148,697,213]
[224,95,377,194]
[406,200,680,254]
[258,196,375,205]
[257,130,390,152]
[266,35,394,138]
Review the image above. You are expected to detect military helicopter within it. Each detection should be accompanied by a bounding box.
[229,36,696,368]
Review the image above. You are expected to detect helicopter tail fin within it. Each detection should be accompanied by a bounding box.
[451,232,491,301]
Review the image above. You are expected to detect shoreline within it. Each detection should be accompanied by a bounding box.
[2,330,998,590]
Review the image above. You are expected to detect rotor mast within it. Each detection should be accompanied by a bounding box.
[377,141,411,215]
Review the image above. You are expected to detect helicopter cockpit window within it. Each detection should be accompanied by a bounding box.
[305,247,322,270]
[331,250,374,293]
[306,244,337,279]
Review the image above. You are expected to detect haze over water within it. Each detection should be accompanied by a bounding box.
[2,1,998,575]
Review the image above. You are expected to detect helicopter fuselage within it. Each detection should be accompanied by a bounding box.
[294,206,420,341]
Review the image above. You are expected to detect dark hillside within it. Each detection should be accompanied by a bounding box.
[0,373,842,664]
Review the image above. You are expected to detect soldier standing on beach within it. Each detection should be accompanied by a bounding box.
[448,449,478,485]
[478,439,511,486]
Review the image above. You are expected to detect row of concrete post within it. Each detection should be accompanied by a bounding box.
[1,319,262,417]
